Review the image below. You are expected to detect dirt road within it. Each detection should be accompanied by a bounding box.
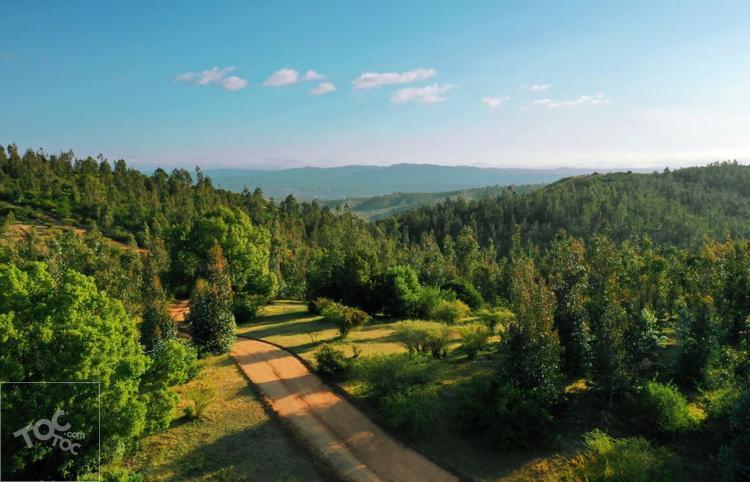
[231,337,458,482]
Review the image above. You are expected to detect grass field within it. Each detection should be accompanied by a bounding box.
[238,301,580,481]
[119,355,328,482]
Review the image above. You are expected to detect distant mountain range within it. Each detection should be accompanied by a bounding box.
[204,164,645,200]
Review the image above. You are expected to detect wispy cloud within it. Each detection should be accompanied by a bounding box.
[534,93,609,108]
[482,95,510,108]
[304,69,324,81]
[263,68,300,87]
[524,83,551,91]
[175,66,249,91]
[353,68,436,90]
[310,82,336,96]
[391,83,455,104]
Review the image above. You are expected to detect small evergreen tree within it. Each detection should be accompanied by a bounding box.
[676,295,718,387]
[140,259,176,352]
[188,243,236,355]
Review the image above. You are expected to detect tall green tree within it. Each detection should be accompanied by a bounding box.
[586,232,630,401]
[188,243,236,355]
[0,262,149,480]
[546,232,592,376]
[140,259,176,352]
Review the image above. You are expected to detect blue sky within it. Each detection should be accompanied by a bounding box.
[1,0,749,169]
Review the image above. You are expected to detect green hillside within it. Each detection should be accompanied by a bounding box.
[324,184,543,220]
[391,162,750,253]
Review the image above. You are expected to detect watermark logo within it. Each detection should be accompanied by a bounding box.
[13,409,85,455]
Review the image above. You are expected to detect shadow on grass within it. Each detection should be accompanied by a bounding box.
[244,318,333,340]
[160,420,324,482]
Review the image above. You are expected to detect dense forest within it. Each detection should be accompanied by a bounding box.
[389,163,750,253]
[1,144,749,481]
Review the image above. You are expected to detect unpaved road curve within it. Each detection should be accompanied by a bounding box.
[232,338,458,482]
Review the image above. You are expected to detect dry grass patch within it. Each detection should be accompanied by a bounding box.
[120,354,326,482]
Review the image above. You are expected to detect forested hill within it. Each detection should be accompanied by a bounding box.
[388,162,750,254]
[324,184,542,220]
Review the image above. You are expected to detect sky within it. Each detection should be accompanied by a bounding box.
[1,0,749,170]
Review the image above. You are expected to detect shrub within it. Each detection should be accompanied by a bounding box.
[380,265,422,317]
[357,353,438,399]
[476,307,515,332]
[99,467,145,482]
[394,320,454,359]
[719,388,750,481]
[414,286,447,319]
[233,292,267,324]
[147,339,199,386]
[459,324,491,359]
[442,278,484,309]
[315,345,354,381]
[320,301,369,337]
[571,430,683,482]
[308,296,333,314]
[183,386,216,420]
[458,374,555,448]
[430,299,470,324]
[637,381,696,435]
[380,385,441,439]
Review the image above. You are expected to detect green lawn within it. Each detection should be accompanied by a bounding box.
[236,301,405,363]
[118,355,328,482]
[238,301,581,481]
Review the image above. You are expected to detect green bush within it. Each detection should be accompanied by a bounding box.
[414,286,447,319]
[459,324,491,359]
[308,296,333,314]
[638,381,696,435]
[394,320,454,359]
[183,386,216,420]
[719,388,750,481]
[380,385,441,439]
[458,374,554,448]
[429,299,470,324]
[320,301,369,337]
[233,292,267,324]
[357,353,439,399]
[380,265,422,317]
[442,278,484,309]
[476,307,515,332]
[99,467,145,482]
[571,430,683,482]
[315,345,354,381]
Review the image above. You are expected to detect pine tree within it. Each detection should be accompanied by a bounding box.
[188,243,236,355]
[140,259,176,352]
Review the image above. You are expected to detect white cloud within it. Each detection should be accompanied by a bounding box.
[303,69,324,81]
[482,95,510,108]
[534,93,609,108]
[263,68,300,87]
[391,83,455,104]
[222,76,249,91]
[310,82,336,96]
[352,68,436,90]
[175,66,248,91]
[524,83,551,91]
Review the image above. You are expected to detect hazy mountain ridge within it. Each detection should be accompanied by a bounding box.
[203,164,637,199]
